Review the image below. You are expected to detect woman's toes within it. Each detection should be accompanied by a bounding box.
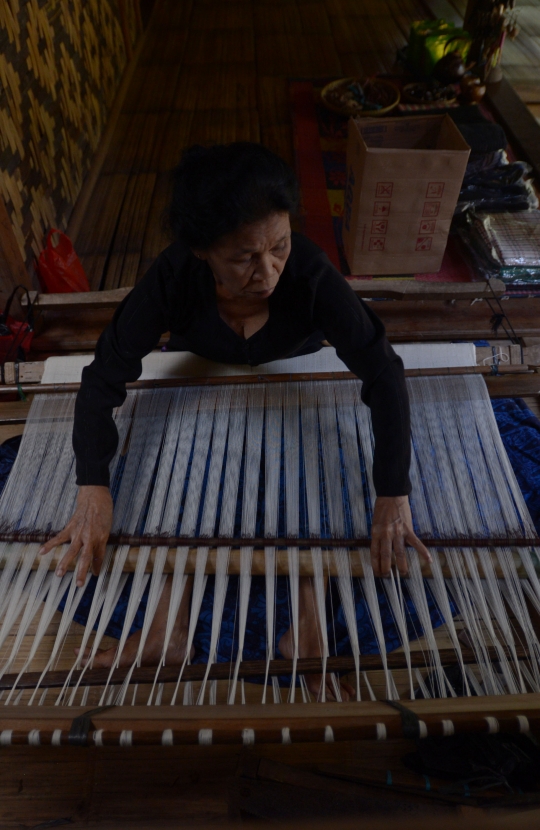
[92,648,118,669]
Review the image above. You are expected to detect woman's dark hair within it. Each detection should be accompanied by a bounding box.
[167,143,300,250]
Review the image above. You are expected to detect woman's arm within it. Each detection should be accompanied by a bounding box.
[40,254,175,584]
[310,253,431,576]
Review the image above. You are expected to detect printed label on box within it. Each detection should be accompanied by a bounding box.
[373,201,390,216]
[422,202,440,217]
[371,219,388,235]
[415,237,432,251]
[426,182,445,199]
[369,237,385,251]
[419,220,436,234]
[375,182,393,198]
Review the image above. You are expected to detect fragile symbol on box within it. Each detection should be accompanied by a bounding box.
[369,237,386,251]
[373,201,390,216]
[415,237,432,251]
[375,182,393,198]
[371,219,388,234]
[419,220,436,234]
[422,202,440,217]
[426,182,445,199]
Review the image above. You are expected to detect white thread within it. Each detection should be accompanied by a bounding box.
[375,723,387,740]
[197,547,230,705]
[485,717,499,734]
[161,729,173,746]
[51,730,62,746]
[517,715,530,733]
[93,730,104,747]
[119,730,133,747]
[480,349,509,366]
[170,547,209,705]
[198,729,213,745]
[281,727,291,744]
[0,730,12,745]
[228,547,253,705]
[324,725,334,743]
[242,728,255,745]
[311,548,330,702]
[27,729,40,746]
[286,547,300,703]
[441,720,455,736]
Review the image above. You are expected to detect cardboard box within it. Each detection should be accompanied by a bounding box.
[342,114,470,275]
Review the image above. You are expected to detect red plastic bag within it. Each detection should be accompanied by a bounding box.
[0,286,34,363]
[36,229,90,293]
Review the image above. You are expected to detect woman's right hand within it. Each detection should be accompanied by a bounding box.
[39,485,113,587]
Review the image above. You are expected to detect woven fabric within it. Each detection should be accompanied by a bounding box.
[2,396,539,674]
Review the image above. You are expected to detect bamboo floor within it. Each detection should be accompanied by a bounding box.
[73,0,433,292]
[68,0,540,295]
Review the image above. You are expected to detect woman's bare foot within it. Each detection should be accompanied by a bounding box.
[76,575,194,669]
[278,576,355,702]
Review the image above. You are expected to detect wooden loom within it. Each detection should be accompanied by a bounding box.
[1,350,540,750]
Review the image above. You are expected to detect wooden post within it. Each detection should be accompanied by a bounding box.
[0,195,33,300]
[463,0,482,31]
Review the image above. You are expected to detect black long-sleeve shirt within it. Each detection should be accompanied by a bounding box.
[73,232,411,497]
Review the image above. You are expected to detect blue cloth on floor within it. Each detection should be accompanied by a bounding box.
[2,397,540,671]
[0,435,21,492]
[491,398,540,532]
[65,572,444,668]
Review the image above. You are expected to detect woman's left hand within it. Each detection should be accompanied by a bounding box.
[370,495,432,577]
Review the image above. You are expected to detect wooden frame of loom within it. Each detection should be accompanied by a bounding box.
[1,365,540,749]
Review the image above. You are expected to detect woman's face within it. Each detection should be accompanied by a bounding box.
[194,212,291,301]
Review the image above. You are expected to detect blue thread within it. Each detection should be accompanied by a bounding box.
[386,770,392,786]
[424,775,431,791]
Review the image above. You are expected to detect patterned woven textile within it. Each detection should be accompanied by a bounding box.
[0,0,135,269]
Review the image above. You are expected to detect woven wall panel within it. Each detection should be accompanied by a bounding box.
[0,0,132,271]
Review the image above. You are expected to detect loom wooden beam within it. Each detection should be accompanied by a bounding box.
[1,695,539,747]
[0,646,528,692]
[20,280,506,312]
[347,278,506,301]
[1,530,538,550]
[0,364,532,400]
[21,288,131,311]
[5,545,535,580]
[27,298,540,354]
[485,372,540,398]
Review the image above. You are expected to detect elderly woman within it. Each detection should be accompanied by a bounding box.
[41,142,430,701]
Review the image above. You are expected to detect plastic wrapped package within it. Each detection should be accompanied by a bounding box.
[457,211,540,285]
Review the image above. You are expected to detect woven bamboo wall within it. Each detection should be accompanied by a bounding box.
[0,0,140,273]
